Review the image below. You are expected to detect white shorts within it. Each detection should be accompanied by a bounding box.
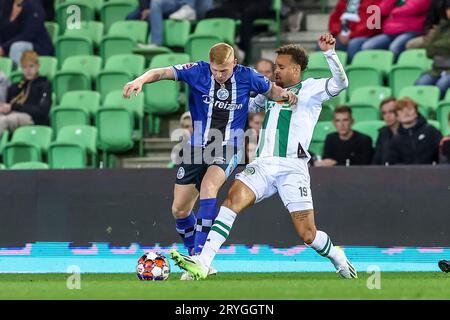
[235,157,313,213]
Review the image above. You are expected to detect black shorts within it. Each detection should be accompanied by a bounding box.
[175,145,243,191]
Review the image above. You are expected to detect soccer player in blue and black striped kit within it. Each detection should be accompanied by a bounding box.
[123,43,297,279]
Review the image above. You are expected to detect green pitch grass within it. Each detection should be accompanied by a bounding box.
[0,273,449,299]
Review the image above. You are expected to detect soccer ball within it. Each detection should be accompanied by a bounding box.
[136,251,171,281]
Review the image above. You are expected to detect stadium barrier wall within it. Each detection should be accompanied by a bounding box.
[0,166,449,247]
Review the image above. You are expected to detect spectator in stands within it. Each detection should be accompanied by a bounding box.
[169,111,193,168]
[387,97,442,165]
[138,0,214,46]
[315,106,373,166]
[0,0,54,65]
[248,112,264,141]
[405,0,446,49]
[179,111,193,137]
[126,0,151,23]
[439,113,450,164]
[414,1,450,99]
[0,51,51,137]
[255,58,275,80]
[39,0,55,21]
[372,97,398,165]
[328,0,382,63]
[0,71,10,103]
[206,0,275,63]
[353,0,431,61]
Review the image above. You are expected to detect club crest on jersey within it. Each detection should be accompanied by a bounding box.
[217,88,229,100]
[177,167,185,179]
[244,167,255,176]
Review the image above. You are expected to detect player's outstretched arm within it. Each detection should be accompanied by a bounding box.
[318,33,349,96]
[122,67,175,98]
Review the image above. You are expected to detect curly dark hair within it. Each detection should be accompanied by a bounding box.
[275,44,309,71]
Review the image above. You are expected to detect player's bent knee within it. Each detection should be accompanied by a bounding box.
[199,179,220,198]
[171,205,191,219]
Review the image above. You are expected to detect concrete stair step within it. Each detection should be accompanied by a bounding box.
[306,14,330,32]
[121,157,171,169]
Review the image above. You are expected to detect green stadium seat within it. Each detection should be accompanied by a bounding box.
[50,107,90,138]
[0,57,13,78]
[103,90,144,120]
[352,120,385,147]
[302,67,331,80]
[10,70,23,84]
[56,2,95,33]
[39,56,58,81]
[398,85,441,115]
[0,131,9,156]
[96,107,134,167]
[56,35,93,67]
[51,89,98,136]
[53,70,91,103]
[389,66,423,98]
[64,21,104,47]
[151,53,191,69]
[96,70,133,102]
[436,102,450,135]
[194,18,236,45]
[105,54,145,78]
[323,90,347,109]
[61,55,103,80]
[58,90,101,116]
[185,34,222,62]
[144,55,185,135]
[444,89,450,101]
[318,104,334,122]
[346,50,393,97]
[253,0,282,46]
[350,49,394,75]
[109,21,148,44]
[100,36,136,62]
[103,90,144,156]
[308,50,348,69]
[349,86,392,109]
[100,1,138,32]
[397,49,433,71]
[44,22,59,44]
[310,121,336,156]
[49,125,98,168]
[0,163,5,170]
[10,162,49,170]
[164,20,192,48]
[3,126,53,168]
[346,103,380,122]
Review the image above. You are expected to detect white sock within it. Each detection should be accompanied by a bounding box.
[307,230,343,268]
[199,206,237,268]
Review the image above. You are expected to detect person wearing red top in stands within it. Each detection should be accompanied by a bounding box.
[328,0,382,63]
[355,0,431,61]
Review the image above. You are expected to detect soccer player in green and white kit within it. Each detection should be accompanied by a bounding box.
[171,33,357,280]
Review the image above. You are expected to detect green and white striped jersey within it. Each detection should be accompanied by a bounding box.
[249,50,348,159]
[253,79,325,158]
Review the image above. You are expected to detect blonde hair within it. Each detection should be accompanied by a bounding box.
[209,43,235,64]
[395,97,418,113]
[20,50,39,66]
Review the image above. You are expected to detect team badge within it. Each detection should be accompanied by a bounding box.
[177,167,185,179]
[244,167,255,176]
[217,88,229,100]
